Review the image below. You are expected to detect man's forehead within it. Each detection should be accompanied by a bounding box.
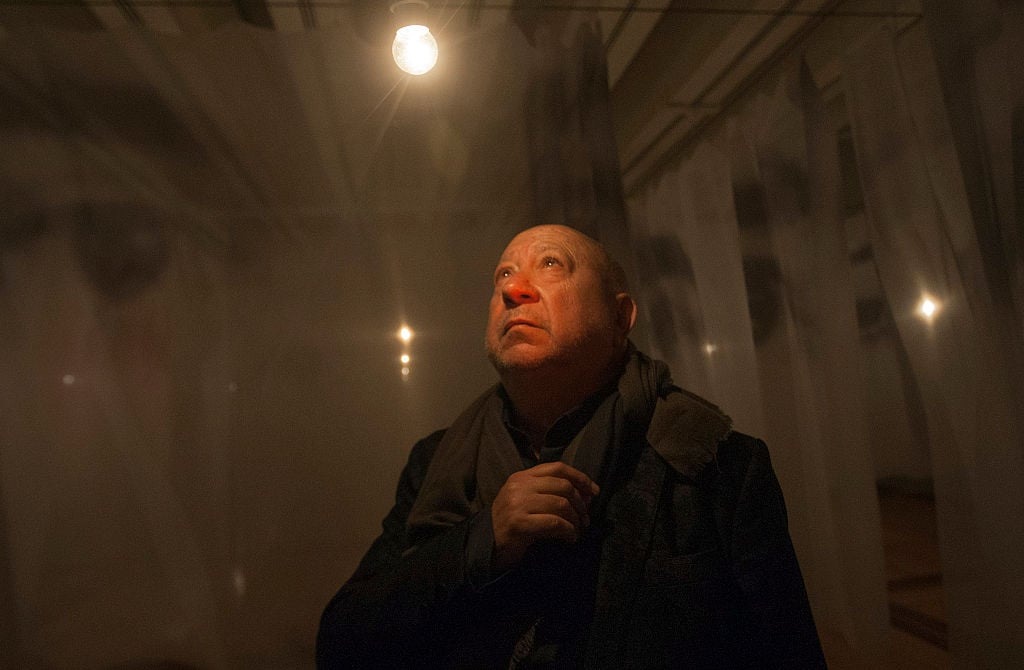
[502,226,593,257]
[504,239,569,256]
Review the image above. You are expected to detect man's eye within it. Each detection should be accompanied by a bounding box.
[543,257,562,267]
[497,268,512,280]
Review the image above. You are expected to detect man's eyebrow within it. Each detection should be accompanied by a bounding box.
[533,243,569,255]
[534,243,577,268]
[0,77,206,157]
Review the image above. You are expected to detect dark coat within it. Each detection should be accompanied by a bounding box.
[317,428,826,669]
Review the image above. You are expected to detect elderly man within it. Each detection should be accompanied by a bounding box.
[316,224,825,669]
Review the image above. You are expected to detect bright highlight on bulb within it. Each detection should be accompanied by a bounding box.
[916,294,941,323]
[398,326,413,342]
[392,24,438,75]
[400,354,410,364]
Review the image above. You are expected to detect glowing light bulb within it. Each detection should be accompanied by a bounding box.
[398,325,413,342]
[916,294,941,323]
[400,354,411,364]
[392,24,438,75]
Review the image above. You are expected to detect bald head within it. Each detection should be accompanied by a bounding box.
[485,224,637,394]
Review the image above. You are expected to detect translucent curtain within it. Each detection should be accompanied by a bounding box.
[627,168,715,399]
[626,58,890,661]
[754,60,890,657]
[844,21,1024,665]
[625,140,764,434]
[921,0,1024,363]
[0,29,244,669]
[0,16,619,667]
[674,143,766,436]
[615,5,1024,668]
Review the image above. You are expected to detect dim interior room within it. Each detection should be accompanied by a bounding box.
[0,1,1021,668]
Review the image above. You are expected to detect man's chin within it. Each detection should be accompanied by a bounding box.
[486,344,554,372]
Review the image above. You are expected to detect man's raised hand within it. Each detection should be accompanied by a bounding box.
[490,462,600,572]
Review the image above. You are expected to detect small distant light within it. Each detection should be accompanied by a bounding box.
[232,567,246,597]
[62,374,76,386]
[400,354,411,364]
[703,343,718,355]
[401,366,411,377]
[916,294,941,323]
[398,326,413,342]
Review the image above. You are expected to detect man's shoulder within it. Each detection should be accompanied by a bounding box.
[716,429,768,458]
[706,430,774,490]
[645,386,734,480]
[643,414,770,482]
[399,429,448,490]
[411,428,448,457]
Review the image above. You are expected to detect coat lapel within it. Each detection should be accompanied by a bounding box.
[581,388,730,667]
[583,446,666,668]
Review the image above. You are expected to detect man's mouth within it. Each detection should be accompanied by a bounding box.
[504,318,539,333]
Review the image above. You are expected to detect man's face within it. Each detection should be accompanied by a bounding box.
[485,225,628,374]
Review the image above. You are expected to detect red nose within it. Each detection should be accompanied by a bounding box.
[502,277,539,305]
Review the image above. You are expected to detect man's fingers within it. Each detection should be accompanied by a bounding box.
[491,463,603,570]
[524,476,591,522]
[506,506,581,543]
[522,461,600,497]
[506,463,600,529]
[523,492,585,528]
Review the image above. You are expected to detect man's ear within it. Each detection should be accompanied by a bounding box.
[615,293,638,335]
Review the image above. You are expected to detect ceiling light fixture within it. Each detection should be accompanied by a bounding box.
[390,0,438,76]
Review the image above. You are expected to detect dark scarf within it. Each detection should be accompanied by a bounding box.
[406,345,733,547]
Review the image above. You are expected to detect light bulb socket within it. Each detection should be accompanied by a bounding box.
[390,0,430,29]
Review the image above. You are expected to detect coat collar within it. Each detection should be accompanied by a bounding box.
[647,385,732,479]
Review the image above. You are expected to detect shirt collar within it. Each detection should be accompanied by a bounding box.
[498,382,617,463]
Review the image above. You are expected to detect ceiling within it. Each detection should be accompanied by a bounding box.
[0,0,922,195]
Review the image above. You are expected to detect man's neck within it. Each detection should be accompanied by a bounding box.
[499,350,626,440]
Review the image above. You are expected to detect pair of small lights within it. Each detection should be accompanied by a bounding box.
[391,1,438,76]
[398,325,414,378]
